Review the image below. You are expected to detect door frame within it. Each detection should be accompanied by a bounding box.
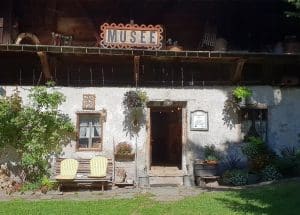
[146,101,187,172]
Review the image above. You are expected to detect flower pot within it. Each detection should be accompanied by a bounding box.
[115,153,135,162]
[194,161,218,177]
[238,98,246,107]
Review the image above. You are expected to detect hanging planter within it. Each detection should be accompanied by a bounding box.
[122,90,148,137]
[232,86,253,107]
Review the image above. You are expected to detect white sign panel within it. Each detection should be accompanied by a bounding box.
[190,110,209,131]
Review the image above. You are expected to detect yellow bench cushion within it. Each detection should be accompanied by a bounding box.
[89,156,108,178]
[55,158,79,180]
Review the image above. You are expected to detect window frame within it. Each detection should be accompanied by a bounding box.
[76,111,105,151]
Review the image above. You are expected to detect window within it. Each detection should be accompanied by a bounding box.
[77,113,103,150]
[241,108,268,141]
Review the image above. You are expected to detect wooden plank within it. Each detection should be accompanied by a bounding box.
[37,52,52,81]
[231,59,246,84]
[133,56,140,87]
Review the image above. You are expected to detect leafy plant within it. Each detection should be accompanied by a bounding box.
[41,176,57,190]
[232,86,252,102]
[242,136,273,172]
[122,90,148,137]
[20,181,42,192]
[261,165,282,181]
[0,82,75,182]
[222,169,248,186]
[273,146,300,177]
[123,90,148,109]
[203,145,220,162]
[115,142,135,161]
[242,136,266,159]
[116,142,133,155]
[224,153,242,170]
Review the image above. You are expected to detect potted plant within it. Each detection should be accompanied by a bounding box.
[232,86,252,107]
[123,90,148,129]
[115,142,135,162]
[194,145,220,177]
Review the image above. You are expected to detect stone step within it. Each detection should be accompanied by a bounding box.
[149,166,184,177]
[149,176,183,186]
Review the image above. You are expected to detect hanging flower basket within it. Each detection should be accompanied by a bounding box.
[122,90,148,136]
[115,142,135,162]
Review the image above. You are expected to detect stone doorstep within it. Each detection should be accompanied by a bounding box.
[149,176,183,186]
[149,166,184,177]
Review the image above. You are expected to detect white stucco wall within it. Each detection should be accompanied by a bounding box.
[2,86,300,177]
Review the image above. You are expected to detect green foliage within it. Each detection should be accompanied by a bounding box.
[0,83,75,182]
[122,90,148,137]
[222,169,248,186]
[122,90,148,109]
[242,136,267,159]
[116,142,133,155]
[242,136,273,172]
[232,86,252,101]
[41,176,57,190]
[203,145,219,161]
[273,147,300,177]
[261,165,282,181]
[0,90,23,148]
[286,0,300,18]
[20,181,42,192]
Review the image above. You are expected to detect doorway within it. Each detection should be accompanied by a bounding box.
[150,107,182,169]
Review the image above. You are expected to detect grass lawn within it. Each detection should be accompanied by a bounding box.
[0,181,300,215]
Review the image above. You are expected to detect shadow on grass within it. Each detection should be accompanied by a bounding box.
[213,179,300,215]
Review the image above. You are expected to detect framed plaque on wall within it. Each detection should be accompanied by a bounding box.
[190,110,209,131]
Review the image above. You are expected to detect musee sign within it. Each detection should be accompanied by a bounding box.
[100,23,163,50]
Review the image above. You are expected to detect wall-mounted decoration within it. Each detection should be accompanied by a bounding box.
[190,110,209,131]
[82,94,96,110]
[100,23,163,50]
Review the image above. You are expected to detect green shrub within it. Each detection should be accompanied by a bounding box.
[242,136,266,159]
[232,86,252,102]
[20,181,42,192]
[273,147,300,177]
[242,136,273,172]
[0,83,75,182]
[274,157,298,177]
[222,169,248,186]
[203,145,220,162]
[41,176,57,190]
[261,165,282,181]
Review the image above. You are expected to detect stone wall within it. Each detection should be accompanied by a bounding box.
[3,86,300,178]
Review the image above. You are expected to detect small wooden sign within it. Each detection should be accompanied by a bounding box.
[100,23,163,50]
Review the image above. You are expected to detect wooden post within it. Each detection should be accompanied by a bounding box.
[37,52,52,81]
[231,59,246,84]
[133,56,140,88]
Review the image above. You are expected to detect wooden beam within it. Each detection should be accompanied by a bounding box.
[231,59,246,84]
[142,56,240,64]
[37,52,52,81]
[134,56,140,87]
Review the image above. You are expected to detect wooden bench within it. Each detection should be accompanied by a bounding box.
[53,158,113,191]
[196,176,220,187]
